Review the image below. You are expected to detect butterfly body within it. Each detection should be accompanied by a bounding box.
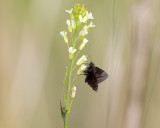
[84,62,109,91]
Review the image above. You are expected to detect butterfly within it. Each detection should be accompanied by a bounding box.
[83,62,109,91]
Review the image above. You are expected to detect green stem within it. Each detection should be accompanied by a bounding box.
[71,75,78,89]
[64,60,73,128]
[64,22,78,128]
[73,50,80,63]
[63,67,68,103]
[66,60,73,104]
[70,32,73,45]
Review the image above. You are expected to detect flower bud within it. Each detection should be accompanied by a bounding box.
[79,38,88,50]
[68,47,76,59]
[76,55,87,65]
[60,30,68,43]
[79,29,88,37]
[65,8,74,19]
[66,20,72,32]
[71,20,75,30]
[86,11,94,20]
[79,15,87,23]
[88,21,95,28]
[77,64,87,75]
[71,86,76,98]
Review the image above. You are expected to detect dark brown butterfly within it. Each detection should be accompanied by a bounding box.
[83,62,109,91]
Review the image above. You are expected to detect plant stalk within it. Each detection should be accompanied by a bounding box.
[64,24,78,128]
[64,59,73,128]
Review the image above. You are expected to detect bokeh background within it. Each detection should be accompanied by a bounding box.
[0,0,160,128]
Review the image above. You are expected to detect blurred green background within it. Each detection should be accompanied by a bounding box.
[0,0,160,128]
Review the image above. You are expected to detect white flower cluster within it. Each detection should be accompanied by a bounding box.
[79,11,94,23]
[60,4,97,106]
[60,4,95,76]
[79,21,95,38]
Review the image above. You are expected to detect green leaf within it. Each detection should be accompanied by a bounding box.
[60,101,67,121]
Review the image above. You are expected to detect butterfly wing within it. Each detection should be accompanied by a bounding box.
[95,67,109,83]
[85,71,98,91]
